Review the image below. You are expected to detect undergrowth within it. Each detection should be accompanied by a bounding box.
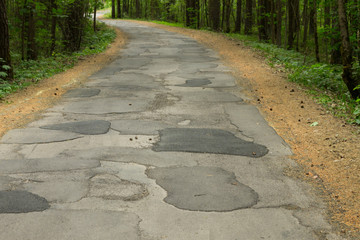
[0,22,116,100]
[227,33,360,125]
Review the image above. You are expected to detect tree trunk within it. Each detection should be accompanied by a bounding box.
[50,0,57,55]
[0,0,13,80]
[112,0,116,18]
[26,0,37,60]
[235,0,242,33]
[276,0,282,46]
[337,0,360,99]
[135,0,140,18]
[313,0,320,62]
[330,0,341,64]
[224,0,232,33]
[209,0,220,30]
[62,0,86,52]
[287,0,296,49]
[93,0,97,31]
[185,0,199,28]
[258,0,269,41]
[270,0,276,44]
[302,0,308,48]
[117,0,121,18]
[244,0,252,34]
[324,0,330,62]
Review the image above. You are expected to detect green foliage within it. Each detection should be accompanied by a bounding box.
[227,32,360,125]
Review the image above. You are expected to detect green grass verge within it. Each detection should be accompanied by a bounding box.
[0,22,116,100]
[226,33,360,125]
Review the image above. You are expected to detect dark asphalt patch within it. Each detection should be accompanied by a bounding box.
[40,120,111,135]
[63,89,100,98]
[153,128,268,157]
[0,190,49,213]
[177,79,212,87]
[147,166,258,211]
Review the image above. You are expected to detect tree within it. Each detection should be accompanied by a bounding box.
[117,0,121,18]
[337,0,360,99]
[258,0,269,41]
[235,0,242,33]
[244,0,252,34]
[276,0,282,46]
[287,0,299,49]
[61,0,87,52]
[185,0,199,28]
[112,0,115,18]
[0,0,13,80]
[209,0,220,30]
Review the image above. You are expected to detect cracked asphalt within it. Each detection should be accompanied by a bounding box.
[0,20,343,239]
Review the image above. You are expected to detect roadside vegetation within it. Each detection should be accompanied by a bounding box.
[0,0,116,100]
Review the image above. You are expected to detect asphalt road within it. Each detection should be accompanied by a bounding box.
[0,20,342,240]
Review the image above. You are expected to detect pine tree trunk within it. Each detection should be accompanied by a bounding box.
[258,0,268,41]
[244,0,252,34]
[287,0,295,49]
[0,0,13,80]
[313,0,320,62]
[330,1,341,64]
[337,0,360,99]
[302,0,308,48]
[50,0,57,55]
[117,0,122,18]
[209,0,220,30]
[26,1,37,60]
[135,0,141,18]
[235,0,242,33]
[112,0,115,18]
[224,0,232,33]
[276,0,282,46]
[93,0,97,31]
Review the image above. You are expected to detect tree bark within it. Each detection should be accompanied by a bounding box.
[209,0,220,30]
[117,0,122,18]
[62,0,86,52]
[244,0,252,34]
[330,0,341,64]
[185,0,199,28]
[258,0,269,41]
[0,0,13,80]
[93,0,97,31]
[112,0,116,18]
[287,0,296,49]
[224,0,232,33]
[26,0,37,60]
[50,0,57,55]
[235,0,242,33]
[337,0,360,99]
[313,0,320,62]
[276,0,282,46]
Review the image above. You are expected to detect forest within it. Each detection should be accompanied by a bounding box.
[1,0,360,121]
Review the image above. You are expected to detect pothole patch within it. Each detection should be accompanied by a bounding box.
[63,88,100,98]
[89,174,148,201]
[153,128,268,157]
[40,120,111,135]
[177,79,211,87]
[0,190,50,213]
[147,166,258,211]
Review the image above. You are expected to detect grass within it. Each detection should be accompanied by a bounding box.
[226,33,360,125]
[0,22,116,100]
